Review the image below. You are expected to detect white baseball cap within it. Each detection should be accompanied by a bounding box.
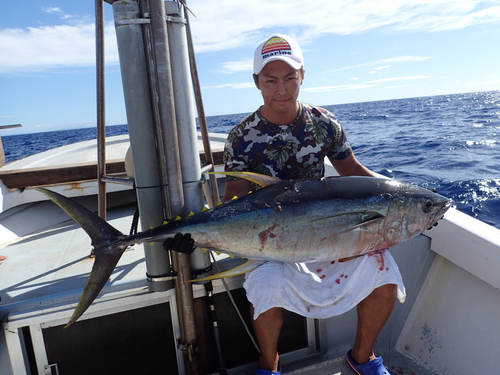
[253,34,304,75]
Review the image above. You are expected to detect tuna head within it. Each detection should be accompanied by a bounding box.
[380,180,450,246]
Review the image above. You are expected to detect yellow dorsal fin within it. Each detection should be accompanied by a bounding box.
[207,171,280,187]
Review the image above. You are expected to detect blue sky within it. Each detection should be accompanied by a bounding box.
[1,0,499,134]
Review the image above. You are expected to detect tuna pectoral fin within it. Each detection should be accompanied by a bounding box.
[190,260,266,282]
[208,171,280,187]
[305,212,385,233]
[66,247,127,328]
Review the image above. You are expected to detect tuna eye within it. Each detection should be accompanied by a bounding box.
[423,199,433,213]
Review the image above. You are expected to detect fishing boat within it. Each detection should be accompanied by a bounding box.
[1,1,499,374]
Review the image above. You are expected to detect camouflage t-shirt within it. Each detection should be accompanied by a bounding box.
[223,102,352,180]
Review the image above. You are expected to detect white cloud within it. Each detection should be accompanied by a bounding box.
[0,22,118,74]
[302,75,433,92]
[368,76,432,83]
[1,0,499,74]
[330,56,432,72]
[302,83,378,93]
[188,0,500,52]
[43,7,73,20]
[43,7,63,14]
[218,58,253,74]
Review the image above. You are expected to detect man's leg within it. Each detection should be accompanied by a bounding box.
[350,284,397,364]
[251,304,282,372]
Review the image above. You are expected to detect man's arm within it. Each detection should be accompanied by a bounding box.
[329,153,387,178]
[222,179,252,202]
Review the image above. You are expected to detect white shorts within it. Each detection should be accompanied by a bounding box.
[243,250,406,319]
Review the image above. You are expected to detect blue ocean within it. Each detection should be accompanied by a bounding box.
[2,91,499,229]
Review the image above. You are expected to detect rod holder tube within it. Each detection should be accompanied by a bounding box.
[165,0,211,275]
[112,0,172,291]
[96,0,107,220]
[149,2,199,373]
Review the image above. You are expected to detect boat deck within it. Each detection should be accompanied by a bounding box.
[286,352,430,375]
[0,189,433,375]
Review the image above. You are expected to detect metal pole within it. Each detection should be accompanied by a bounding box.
[149,1,198,373]
[184,3,220,207]
[96,0,106,220]
[139,0,173,221]
[112,0,172,291]
[148,1,185,215]
[165,1,211,276]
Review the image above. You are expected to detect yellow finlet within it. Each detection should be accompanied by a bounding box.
[188,211,195,217]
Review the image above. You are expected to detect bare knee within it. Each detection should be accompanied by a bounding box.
[372,283,398,300]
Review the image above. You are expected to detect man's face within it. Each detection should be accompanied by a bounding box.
[254,60,304,123]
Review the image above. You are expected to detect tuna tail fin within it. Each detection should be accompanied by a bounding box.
[189,259,266,282]
[207,171,280,187]
[36,188,127,327]
[36,188,123,241]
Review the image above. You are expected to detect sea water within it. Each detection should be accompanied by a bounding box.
[2,91,499,229]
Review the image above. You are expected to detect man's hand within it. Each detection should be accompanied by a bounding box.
[163,233,195,255]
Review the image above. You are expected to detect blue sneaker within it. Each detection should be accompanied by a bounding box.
[255,362,281,375]
[346,350,396,375]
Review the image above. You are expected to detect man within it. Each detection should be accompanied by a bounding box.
[222,34,405,375]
